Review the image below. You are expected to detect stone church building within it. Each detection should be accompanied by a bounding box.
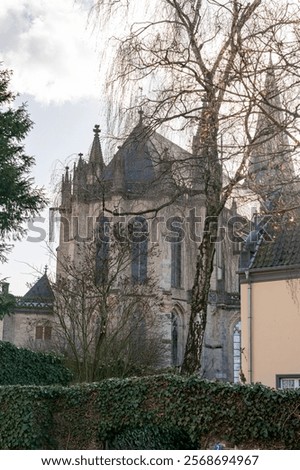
[57,114,241,382]
[1,63,295,383]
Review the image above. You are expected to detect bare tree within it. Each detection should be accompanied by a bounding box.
[90,0,300,374]
[51,222,164,382]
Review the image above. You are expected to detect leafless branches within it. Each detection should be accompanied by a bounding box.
[89,0,300,374]
[50,229,163,382]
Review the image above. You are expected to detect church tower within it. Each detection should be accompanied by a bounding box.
[248,61,298,213]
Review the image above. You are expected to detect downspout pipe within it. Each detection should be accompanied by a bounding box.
[245,269,252,383]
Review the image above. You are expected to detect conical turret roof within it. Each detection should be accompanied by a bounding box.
[23,272,54,302]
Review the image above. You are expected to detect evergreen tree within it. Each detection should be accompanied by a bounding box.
[0,66,46,261]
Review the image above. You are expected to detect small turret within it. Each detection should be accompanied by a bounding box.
[73,153,88,202]
[61,166,72,212]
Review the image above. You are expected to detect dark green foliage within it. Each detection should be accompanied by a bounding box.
[1,375,300,449]
[0,386,56,449]
[0,66,46,261]
[0,341,72,386]
[0,291,15,319]
[108,425,195,449]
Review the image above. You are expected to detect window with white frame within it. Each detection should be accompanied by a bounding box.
[277,375,300,389]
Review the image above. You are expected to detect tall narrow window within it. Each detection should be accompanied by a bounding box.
[171,312,179,366]
[171,307,185,367]
[131,217,148,284]
[168,216,183,288]
[96,215,110,284]
[233,321,241,383]
[171,242,182,288]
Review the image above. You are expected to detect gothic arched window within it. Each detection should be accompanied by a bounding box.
[131,216,148,284]
[96,215,110,284]
[168,216,183,289]
[171,242,182,288]
[171,312,179,366]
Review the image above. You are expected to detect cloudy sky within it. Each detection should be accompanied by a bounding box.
[0,0,106,294]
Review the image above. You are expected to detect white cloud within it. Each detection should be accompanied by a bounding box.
[0,0,100,104]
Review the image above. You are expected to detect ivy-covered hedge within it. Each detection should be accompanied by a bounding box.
[0,386,55,449]
[0,341,72,386]
[1,375,300,449]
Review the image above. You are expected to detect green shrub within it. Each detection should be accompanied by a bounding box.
[0,341,72,386]
[1,375,300,449]
[0,386,56,449]
[108,425,195,449]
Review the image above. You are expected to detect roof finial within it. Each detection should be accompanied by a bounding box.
[138,108,144,124]
[44,265,48,275]
[65,166,69,181]
[93,124,101,136]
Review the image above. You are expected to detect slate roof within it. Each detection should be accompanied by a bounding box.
[104,125,155,184]
[23,273,54,301]
[251,225,300,269]
[103,121,193,189]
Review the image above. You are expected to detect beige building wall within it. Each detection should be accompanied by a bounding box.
[241,278,300,388]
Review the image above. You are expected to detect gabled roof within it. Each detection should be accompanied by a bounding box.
[23,273,54,302]
[103,121,194,192]
[105,124,156,184]
[251,225,300,269]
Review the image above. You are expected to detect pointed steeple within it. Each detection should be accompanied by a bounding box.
[248,59,295,205]
[89,124,104,170]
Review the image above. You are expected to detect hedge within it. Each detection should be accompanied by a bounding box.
[0,341,72,386]
[1,375,300,449]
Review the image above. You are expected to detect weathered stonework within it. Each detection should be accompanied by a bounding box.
[55,119,241,381]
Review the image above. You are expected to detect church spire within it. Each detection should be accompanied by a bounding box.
[248,59,295,205]
[89,124,104,171]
